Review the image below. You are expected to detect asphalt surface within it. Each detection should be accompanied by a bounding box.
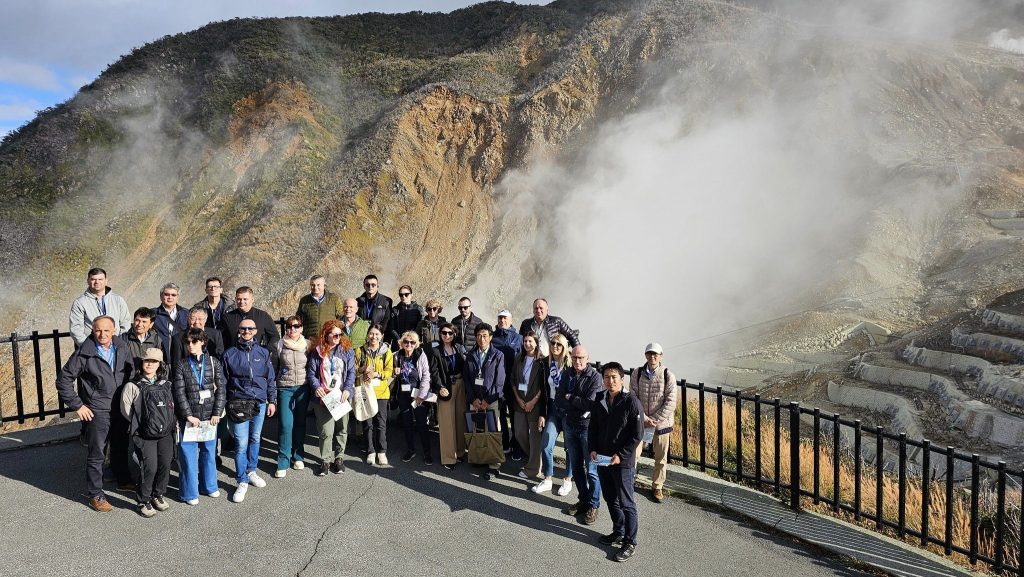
[0,420,871,577]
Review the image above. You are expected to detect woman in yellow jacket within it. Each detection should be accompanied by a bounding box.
[355,323,394,466]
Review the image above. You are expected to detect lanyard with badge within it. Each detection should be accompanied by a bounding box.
[400,356,414,392]
[191,356,210,404]
[474,349,486,390]
[519,357,532,394]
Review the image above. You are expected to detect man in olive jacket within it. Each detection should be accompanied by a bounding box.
[296,275,344,340]
[55,316,136,512]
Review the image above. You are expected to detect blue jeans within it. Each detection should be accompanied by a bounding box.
[540,407,574,479]
[178,429,218,502]
[228,402,266,483]
[564,423,600,509]
[277,386,309,470]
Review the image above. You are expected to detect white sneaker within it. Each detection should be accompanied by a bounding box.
[292,461,305,470]
[274,469,287,479]
[247,471,267,488]
[367,453,377,465]
[206,490,220,498]
[557,479,573,497]
[532,479,553,494]
[517,469,530,480]
[186,498,200,506]
[377,453,388,466]
[232,483,248,503]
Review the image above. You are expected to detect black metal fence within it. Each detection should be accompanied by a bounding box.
[2,326,1022,574]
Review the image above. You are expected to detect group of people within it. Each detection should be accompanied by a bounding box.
[57,269,679,562]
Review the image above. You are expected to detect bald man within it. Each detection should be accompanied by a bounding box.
[339,298,370,348]
[555,345,604,524]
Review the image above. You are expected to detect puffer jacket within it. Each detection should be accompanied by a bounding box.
[388,301,424,344]
[354,344,394,400]
[276,337,309,388]
[518,315,580,349]
[223,339,277,403]
[172,354,227,422]
[454,313,483,349]
[295,292,343,340]
[629,365,677,431]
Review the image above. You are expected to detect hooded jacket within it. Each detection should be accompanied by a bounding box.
[173,353,227,422]
[356,292,393,334]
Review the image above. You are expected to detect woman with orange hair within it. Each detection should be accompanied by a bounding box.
[308,319,356,477]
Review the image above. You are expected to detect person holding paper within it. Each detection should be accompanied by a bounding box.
[354,324,394,465]
[463,323,506,480]
[511,332,545,480]
[588,361,643,562]
[173,328,227,505]
[395,331,433,464]
[629,343,677,503]
[309,320,356,477]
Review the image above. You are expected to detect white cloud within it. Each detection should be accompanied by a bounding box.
[989,29,1024,54]
[0,59,63,91]
[0,100,42,121]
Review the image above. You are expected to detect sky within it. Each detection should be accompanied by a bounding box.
[0,0,549,139]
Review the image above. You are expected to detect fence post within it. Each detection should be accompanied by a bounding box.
[680,380,688,466]
[789,401,801,511]
[12,333,25,424]
[920,439,930,546]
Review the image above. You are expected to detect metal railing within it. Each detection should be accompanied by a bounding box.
[2,326,1022,574]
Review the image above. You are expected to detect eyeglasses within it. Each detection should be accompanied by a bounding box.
[551,343,563,348]
[329,332,343,338]
[399,293,411,297]
[427,307,440,312]
[364,283,377,288]
[287,324,303,329]
[239,327,257,332]
[440,331,454,336]
[458,306,470,310]
[571,355,587,360]
[162,293,178,298]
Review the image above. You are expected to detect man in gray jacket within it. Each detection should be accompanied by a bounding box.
[68,268,131,346]
[56,316,136,512]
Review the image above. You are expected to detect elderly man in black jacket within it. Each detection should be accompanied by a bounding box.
[556,344,603,524]
[589,361,644,562]
[518,298,579,357]
[56,316,136,512]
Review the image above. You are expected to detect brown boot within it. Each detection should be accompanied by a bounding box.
[653,487,664,503]
[89,495,112,512]
[584,506,599,525]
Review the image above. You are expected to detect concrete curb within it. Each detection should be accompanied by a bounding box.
[0,420,79,452]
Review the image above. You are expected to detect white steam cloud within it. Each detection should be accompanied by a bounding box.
[989,29,1024,54]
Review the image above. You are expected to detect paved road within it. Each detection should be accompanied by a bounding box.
[0,423,869,577]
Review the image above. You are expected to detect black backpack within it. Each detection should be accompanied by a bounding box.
[135,380,175,439]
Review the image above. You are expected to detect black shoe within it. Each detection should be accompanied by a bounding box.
[614,544,636,562]
[600,533,624,546]
[331,458,345,474]
[423,454,433,466]
[316,463,330,477]
[442,463,456,471]
[511,449,525,462]
[402,451,415,463]
[563,501,583,516]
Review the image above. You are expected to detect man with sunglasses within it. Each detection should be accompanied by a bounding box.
[222,286,280,362]
[296,275,344,341]
[194,277,235,331]
[356,274,393,334]
[387,284,423,344]
[453,297,483,349]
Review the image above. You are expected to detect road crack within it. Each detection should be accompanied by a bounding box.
[296,473,378,577]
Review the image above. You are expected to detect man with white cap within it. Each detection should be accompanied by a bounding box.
[628,342,677,503]
[492,309,523,458]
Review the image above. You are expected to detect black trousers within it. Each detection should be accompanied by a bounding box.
[109,389,135,485]
[85,411,112,498]
[367,399,389,453]
[134,434,174,503]
[398,392,430,454]
[498,397,523,453]
[597,465,639,545]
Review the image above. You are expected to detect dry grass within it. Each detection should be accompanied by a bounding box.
[670,396,1021,575]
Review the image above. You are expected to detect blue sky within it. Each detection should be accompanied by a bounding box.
[0,0,549,140]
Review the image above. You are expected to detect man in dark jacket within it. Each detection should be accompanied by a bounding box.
[295,274,343,340]
[222,286,280,361]
[518,298,580,357]
[492,309,523,457]
[151,283,189,361]
[169,307,225,375]
[556,344,603,523]
[356,274,393,335]
[194,277,235,331]
[55,316,136,512]
[463,323,505,479]
[114,307,164,490]
[388,284,423,344]
[589,362,644,562]
[453,296,483,349]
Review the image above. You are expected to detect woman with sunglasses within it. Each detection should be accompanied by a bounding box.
[308,320,356,477]
[354,323,393,465]
[274,315,311,478]
[416,298,447,348]
[395,331,432,464]
[173,328,226,505]
[433,322,467,470]
[533,333,575,495]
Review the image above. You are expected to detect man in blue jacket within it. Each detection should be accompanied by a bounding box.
[492,309,523,458]
[151,283,189,361]
[589,361,644,562]
[556,344,603,524]
[223,319,277,503]
[55,316,135,512]
[463,323,505,480]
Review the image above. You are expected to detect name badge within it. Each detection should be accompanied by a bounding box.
[199,389,211,404]
[518,383,528,392]
[401,384,412,392]
[475,377,484,388]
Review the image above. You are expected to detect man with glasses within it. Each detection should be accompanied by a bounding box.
[557,345,603,524]
[222,286,280,362]
[356,274,393,334]
[463,323,506,480]
[340,298,370,348]
[169,307,225,374]
[629,343,676,503]
[152,283,189,361]
[518,298,579,357]
[387,285,423,344]
[453,297,482,349]
[194,277,234,331]
[69,267,131,346]
[296,275,344,341]
[416,298,447,348]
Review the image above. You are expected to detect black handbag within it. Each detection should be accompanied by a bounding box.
[226,398,260,423]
